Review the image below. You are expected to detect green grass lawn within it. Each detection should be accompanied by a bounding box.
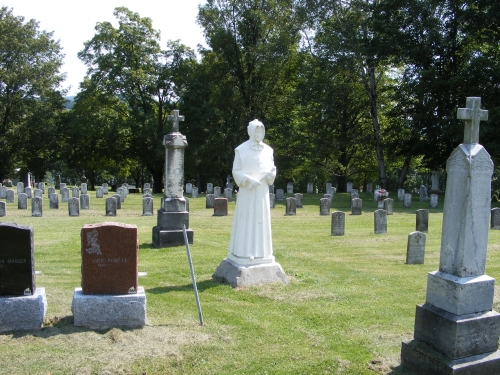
[1,190,499,375]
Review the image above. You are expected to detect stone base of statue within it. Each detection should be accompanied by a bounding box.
[152,198,193,248]
[401,339,500,375]
[213,256,288,288]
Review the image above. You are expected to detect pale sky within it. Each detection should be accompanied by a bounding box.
[2,1,207,96]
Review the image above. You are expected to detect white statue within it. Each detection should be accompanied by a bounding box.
[227,119,276,264]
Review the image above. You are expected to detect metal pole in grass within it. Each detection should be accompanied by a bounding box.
[183,224,204,325]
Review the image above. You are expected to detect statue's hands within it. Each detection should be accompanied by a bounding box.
[244,176,260,189]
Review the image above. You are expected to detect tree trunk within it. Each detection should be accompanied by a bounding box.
[152,167,163,194]
[364,63,388,189]
[397,154,412,189]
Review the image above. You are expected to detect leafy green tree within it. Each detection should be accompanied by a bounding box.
[194,0,304,188]
[78,7,196,193]
[0,7,66,182]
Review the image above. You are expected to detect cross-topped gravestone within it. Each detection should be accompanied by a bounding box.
[457,96,488,144]
[167,109,185,132]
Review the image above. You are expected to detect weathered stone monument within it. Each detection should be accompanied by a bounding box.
[68,197,79,217]
[105,197,117,216]
[214,186,221,198]
[31,197,42,217]
[0,186,7,199]
[185,183,192,195]
[430,193,438,208]
[80,194,90,210]
[307,182,313,194]
[403,193,412,208]
[398,188,405,202]
[401,97,500,374]
[152,110,193,247]
[18,193,27,209]
[383,198,394,215]
[0,223,47,332]
[269,193,276,208]
[96,187,103,198]
[206,194,215,208]
[276,189,284,202]
[143,197,153,216]
[224,188,232,202]
[61,187,69,202]
[72,222,145,329]
[351,198,362,215]
[346,182,353,192]
[72,186,79,198]
[374,209,387,234]
[419,185,428,201]
[491,207,500,229]
[213,198,228,216]
[206,183,213,194]
[320,198,331,216]
[0,201,5,217]
[191,186,198,198]
[416,209,429,232]
[102,183,108,195]
[287,182,293,194]
[6,190,14,203]
[406,231,426,264]
[112,194,121,209]
[213,119,287,287]
[331,211,345,236]
[294,193,303,208]
[285,197,297,216]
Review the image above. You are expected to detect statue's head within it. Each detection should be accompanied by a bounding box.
[248,119,265,143]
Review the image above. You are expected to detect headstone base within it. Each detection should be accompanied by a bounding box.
[213,258,288,288]
[0,287,47,333]
[425,271,495,315]
[401,340,500,375]
[413,303,500,358]
[152,226,193,248]
[71,287,146,330]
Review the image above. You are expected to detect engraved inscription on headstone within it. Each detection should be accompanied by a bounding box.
[81,223,138,294]
[0,223,35,296]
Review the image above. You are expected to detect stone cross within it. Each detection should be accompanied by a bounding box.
[167,110,185,132]
[457,97,488,144]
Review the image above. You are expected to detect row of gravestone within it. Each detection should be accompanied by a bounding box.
[191,182,337,195]
[0,222,146,332]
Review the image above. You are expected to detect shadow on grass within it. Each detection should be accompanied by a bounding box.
[7,315,140,339]
[147,278,226,294]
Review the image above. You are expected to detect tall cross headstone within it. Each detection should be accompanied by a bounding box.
[401,97,500,373]
[152,110,193,247]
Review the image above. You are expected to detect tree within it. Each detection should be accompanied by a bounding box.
[0,7,66,182]
[78,7,196,193]
[194,0,304,186]
[307,0,392,188]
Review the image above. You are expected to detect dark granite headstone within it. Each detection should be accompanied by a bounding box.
[0,223,35,296]
[81,222,138,295]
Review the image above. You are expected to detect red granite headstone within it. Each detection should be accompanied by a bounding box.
[81,222,138,295]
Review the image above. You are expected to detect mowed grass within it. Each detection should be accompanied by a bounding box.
[1,189,500,375]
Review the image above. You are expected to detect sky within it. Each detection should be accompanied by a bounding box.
[2,0,207,96]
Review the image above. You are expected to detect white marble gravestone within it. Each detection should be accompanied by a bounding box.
[307,182,313,194]
[397,188,405,202]
[287,182,293,194]
[320,198,331,216]
[383,198,394,215]
[374,209,387,234]
[429,193,438,208]
[285,197,297,215]
[351,198,362,215]
[206,183,213,194]
[294,193,303,208]
[401,97,500,374]
[213,119,287,287]
[49,193,59,209]
[31,197,42,217]
[346,182,353,193]
[403,193,412,208]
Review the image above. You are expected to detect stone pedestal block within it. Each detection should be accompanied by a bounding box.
[163,197,186,212]
[413,303,500,359]
[156,209,189,230]
[213,258,288,288]
[401,339,500,375]
[71,287,146,330]
[0,288,47,333]
[426,271,495,315]
[152,226,193,247]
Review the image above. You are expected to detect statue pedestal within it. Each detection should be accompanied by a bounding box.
[213,257,288,288]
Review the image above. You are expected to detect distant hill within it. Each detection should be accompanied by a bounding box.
[64,96,75,109]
